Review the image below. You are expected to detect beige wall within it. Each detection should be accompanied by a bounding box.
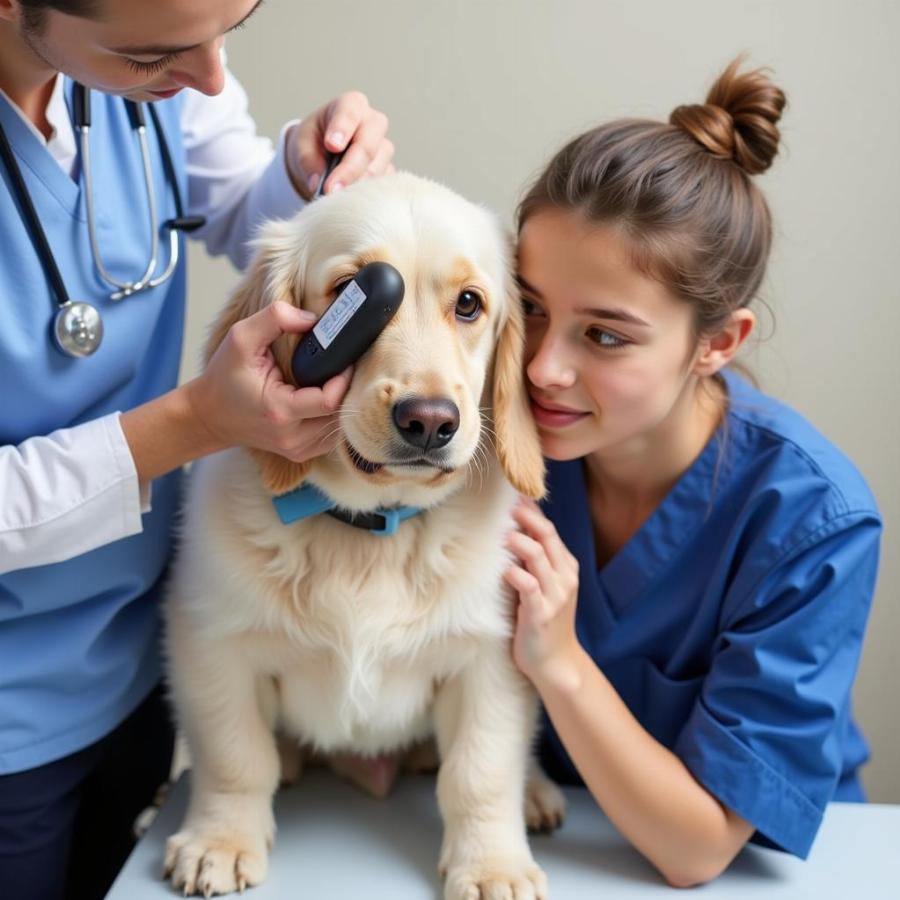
[182,0,900,801]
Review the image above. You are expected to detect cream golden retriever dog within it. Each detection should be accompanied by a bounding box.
[163,172,564,898]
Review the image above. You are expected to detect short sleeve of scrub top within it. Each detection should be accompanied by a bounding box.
[537,370,882,860]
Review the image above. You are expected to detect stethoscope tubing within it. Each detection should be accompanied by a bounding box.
[0,82,204,357]
[80,122,162,299]
[0,107,73,310]
[75,85,162,300]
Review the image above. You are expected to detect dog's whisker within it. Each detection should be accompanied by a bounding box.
[314,420,345,442]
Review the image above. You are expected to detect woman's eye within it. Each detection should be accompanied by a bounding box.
[126,54,178,75]
[521,297,541,317]
[456,290,482,321]
[587,327,629,349]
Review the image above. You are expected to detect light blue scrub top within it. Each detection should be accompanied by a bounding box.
[538,370,881,859]
[0,81,187,773]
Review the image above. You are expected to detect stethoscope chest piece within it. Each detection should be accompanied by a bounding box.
[54,301,103,358]
[0,82,204,359]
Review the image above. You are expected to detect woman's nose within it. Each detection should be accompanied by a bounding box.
[171,39,225,96]
[526,336,577,390]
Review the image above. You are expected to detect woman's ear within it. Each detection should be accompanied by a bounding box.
[204,220,314,495]
[692,308,756,377]
[491,273,546,499]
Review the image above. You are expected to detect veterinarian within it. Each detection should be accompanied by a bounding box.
[504,59,882,888]
[0,2,389,897]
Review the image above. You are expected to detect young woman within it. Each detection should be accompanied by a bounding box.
[504,59,881,888]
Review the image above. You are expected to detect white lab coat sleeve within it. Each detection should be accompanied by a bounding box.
[180,66,306,271]
[0,413,150,575]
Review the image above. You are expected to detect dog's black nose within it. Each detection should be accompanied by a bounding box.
[392,398,460,451]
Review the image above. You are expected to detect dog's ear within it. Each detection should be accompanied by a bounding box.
[249,448,312,496]
[204,220,306,366]
[203,221,314,496]
[491,273,546,499]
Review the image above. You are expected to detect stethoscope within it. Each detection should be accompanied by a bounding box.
[0,83,205,358]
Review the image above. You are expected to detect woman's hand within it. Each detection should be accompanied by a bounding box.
[285,91,394,198]
[186,301,352,463]
[503,497,585,692]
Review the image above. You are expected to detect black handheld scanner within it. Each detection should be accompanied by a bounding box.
[291,261,405,387]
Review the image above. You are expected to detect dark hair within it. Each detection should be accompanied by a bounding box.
[517,58,787,340]
[20,1,101,30]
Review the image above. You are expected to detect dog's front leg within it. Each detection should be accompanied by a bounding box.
[165,628,280,896]
[433,642,547,900]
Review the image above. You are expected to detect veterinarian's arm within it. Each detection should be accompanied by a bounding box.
[183,72,394,271]
[122,302,351,484]
[503,498,754,888]
[0,304,349,575]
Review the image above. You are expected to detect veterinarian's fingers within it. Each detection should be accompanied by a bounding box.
[321,366,354,411]
[291,117,328,196]
[330,122,389,190]
[232,301,317,356]
[321,90,372,154]
[283,364,352,419]
[284,384,345,420]
[365,138,395,177]
[290,92,371,197]
[328,106,389,188]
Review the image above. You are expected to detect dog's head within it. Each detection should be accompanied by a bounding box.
[206,172,545,510]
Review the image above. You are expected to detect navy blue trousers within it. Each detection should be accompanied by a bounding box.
[0,684,174,900]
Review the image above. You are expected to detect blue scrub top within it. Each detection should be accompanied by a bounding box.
[538,369,881,859]
[0,82,187,773]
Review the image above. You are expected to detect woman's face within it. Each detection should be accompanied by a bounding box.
[517,207,704,462]
[15,0,262,100]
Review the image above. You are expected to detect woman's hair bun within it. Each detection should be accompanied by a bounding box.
[669,57,786,174]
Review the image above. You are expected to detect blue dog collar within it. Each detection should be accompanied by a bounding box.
[272,482,422,537]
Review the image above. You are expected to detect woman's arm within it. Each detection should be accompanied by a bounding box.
[504,498,753,887]
[536,645,753,887]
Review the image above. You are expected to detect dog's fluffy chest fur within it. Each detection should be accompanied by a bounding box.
[168,449,517,753]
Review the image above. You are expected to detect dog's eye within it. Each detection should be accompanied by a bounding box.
[455,290,482,321]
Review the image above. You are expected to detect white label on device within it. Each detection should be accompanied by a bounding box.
[313,281,367,348]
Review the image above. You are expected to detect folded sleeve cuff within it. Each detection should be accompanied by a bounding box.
[674,701,824,859]
[0,413,147,574]
[109,413,152,515]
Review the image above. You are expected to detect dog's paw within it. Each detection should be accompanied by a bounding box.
[443,858,547,900]
[164,829,268,896]
[525,772,566,833]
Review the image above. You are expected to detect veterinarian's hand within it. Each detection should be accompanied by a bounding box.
[504,497,585,691]
[187,301,352,462]
[286,91,395,199]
